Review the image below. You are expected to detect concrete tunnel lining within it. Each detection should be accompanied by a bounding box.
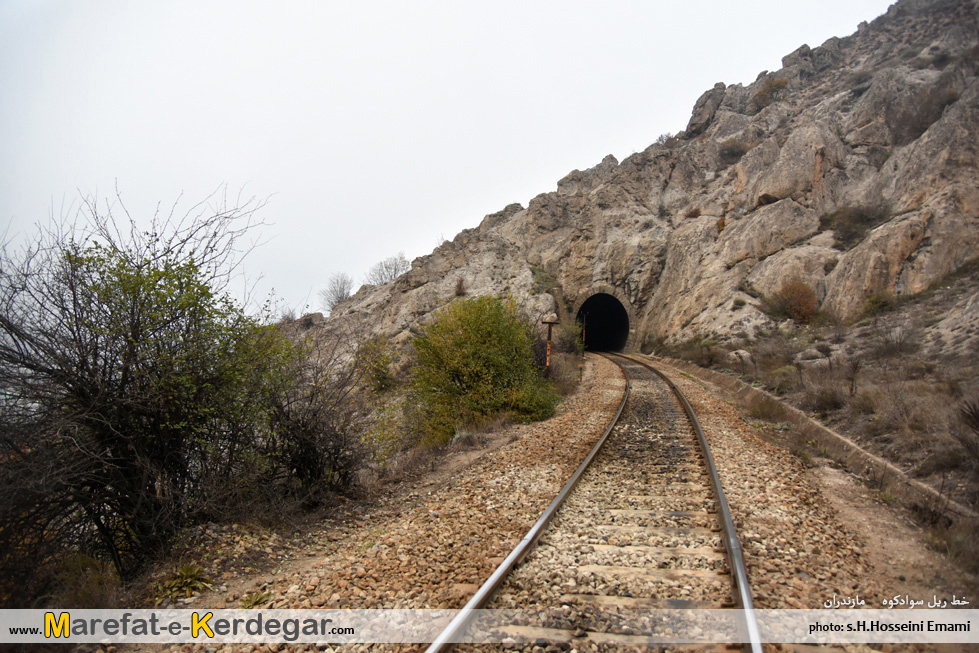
[576,293,630,351]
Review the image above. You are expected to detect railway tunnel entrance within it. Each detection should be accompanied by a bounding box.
[576,293,629,351]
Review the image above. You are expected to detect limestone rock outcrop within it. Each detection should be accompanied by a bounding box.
[328,0,979,349]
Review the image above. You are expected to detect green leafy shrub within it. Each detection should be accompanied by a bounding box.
[0,196,365,603]
[530,266,558,294]
[155,564,212,605]
[240,590,272,608]
[356,335,396,393]
[410,296,559,445]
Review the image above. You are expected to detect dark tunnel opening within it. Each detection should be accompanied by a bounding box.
[576,293,629,352]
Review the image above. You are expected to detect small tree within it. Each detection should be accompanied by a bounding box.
[319,272,354,312]
[0,192,363,604]
[364,252,410,285]
[410,296,559,445]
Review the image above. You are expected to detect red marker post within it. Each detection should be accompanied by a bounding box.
[542,313,559,379]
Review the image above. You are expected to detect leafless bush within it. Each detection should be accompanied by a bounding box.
[952,399,979,475]
[818,205,891,250]
[803,385,847,413]
[863,382,951,459]
[761,280,819,324]
[319,272,354,312]
[718,138,749,165]
[364,252,410,285]
[850,389,878,416]
[754,77,789,107]
[752,333,804,372]
[871,322,921,359]
[549,352,583,396]
[743,394,789,422]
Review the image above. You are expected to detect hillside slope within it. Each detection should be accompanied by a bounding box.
[329,0,979,353]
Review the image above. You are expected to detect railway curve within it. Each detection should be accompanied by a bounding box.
[429,353,762,652]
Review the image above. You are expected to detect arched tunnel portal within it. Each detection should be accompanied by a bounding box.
[576,292,630,352]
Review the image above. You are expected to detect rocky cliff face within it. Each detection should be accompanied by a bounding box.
[330,0,979,350]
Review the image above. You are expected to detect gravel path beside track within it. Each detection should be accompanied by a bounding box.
[129,354,929,653]
[649,358,886,614]
[140,355,624,653]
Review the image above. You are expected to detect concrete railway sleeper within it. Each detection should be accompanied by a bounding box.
[427,354,761,652]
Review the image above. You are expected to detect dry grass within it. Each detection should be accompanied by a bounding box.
[549,352,584,396]
[742,393,789,422]
[665,261,979,579]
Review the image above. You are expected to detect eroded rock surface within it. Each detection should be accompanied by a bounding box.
[328,0,979,348]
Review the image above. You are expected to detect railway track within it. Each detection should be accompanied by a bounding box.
[427,353,761,652]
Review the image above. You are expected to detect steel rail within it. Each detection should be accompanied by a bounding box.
[613,353,763,653]
[423,354,631,652]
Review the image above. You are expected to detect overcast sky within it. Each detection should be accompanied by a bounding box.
[1,0,895,314]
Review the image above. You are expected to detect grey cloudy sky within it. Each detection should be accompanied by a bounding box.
[1,0,894,313]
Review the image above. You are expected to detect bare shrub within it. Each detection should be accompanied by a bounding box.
[767,365,800,395]
[0,193,363,606]
[744,394,789,422]
[863,382,951,458]
[48,554,120,609]
[670,336,719,368]
[804,385,847,413]
[850,389,878,416]
[553,321,584,355]
[655,133,678,148]
[549,352,583,396]
[761,280,819,324]
[364,252,410,285]
[871,322,921,359]
[819,205,891,249]
[718,138,749,165]
[952,399,979,475]
[319,272,354,312]
[754,77,789,107]
[944,518,979,573]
